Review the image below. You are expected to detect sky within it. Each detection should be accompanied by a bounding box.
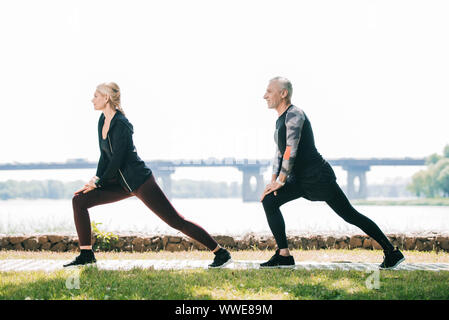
[1,0,448,183]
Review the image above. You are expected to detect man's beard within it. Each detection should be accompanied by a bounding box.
[269,100,280,109]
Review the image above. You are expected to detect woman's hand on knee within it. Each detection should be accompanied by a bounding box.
[82,186,95,194]
[74,185,87,195]
[74,181,96,195]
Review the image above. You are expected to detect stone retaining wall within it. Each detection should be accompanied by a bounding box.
[1,234,449,252]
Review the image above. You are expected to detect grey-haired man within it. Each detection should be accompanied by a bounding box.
[260,77,404,269]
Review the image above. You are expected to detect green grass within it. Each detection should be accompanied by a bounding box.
[1,249,449,300]
[352,198,449,206]
[1,267,449,300]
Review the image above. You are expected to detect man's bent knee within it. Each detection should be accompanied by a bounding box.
[262,193,279,212]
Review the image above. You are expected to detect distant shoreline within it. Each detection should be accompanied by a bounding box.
[352,198,449,206]
[1,196,449,206]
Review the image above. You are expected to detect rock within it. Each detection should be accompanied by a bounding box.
[23,237,39,251]
[162,236,169,248]
[40,242,52,250]
[257,236,276,250]
[149,237,162,250]
[143,237,152,246]
[215,235,236,248]
[349,236,363,249]
[309,237,318,250]
[301,237,310,250]
[125,236,137,244]
[258,242,268,250]
[13,243,24,251]
[326,237,336,248]
[389,236,399,248]
[168,236,182,243]
[266,238,277,250]
[192,241,207,251]
[132,237,144,246]
[372,240,382,250]
[416,238,433,251]
[165,243,183,252]
[62,236,71,244]
[9,236,27,244]
[47,235,65,243]
[114,238,126,249]
[0,237,10,247]
[181,240,193,251]
[51,242,67,252]
[4,233,449,253]
[415,239,424,251]
[337,241,348,250]
[436,237,449,251]
[316,236,326,249]
[133,244,145,252]
[405,238,416,250]
[38,236,49,244]
[393,235,405,250]
[132,238,145,252]
[288,236,298,249]
[67,244,79,252]
[362,238,372,249]
[334,237,349,250]
[151,236,161,243]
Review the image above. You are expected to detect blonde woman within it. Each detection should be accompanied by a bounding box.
[64,82,232,268]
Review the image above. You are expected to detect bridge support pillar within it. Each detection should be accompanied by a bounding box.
[239,166,266,202]
[342,165,370,199]
[152,168,175,200]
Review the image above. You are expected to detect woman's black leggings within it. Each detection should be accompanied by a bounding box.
[262,182,394,252]
[72,174,218,250]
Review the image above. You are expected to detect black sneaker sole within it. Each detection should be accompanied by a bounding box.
[379,257,405,270]
[259,265,296,269]
[63,261,97,268]
[259,264,296,269]
[208,258,233,269]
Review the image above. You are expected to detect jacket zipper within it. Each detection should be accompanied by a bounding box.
[107,134,132,192]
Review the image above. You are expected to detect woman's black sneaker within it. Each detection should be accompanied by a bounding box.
[260,249,295,269]
[63,250,97,267]
[379,247,405,269]
[208,248,232,268]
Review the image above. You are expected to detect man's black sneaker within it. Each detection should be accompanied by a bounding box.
[208,248,232,268]
[260,249,295,269]
[63,250,97,268]
[379,247,405,269]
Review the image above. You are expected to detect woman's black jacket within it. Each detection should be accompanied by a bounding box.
[95,111,152,192]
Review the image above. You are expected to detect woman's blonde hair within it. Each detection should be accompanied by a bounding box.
[96,82,125,115]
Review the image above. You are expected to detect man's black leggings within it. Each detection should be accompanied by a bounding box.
[262,182,394,252]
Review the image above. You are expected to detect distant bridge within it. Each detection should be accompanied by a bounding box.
[0,158,426,201]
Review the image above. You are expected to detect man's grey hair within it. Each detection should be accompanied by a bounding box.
[270,76,293,100]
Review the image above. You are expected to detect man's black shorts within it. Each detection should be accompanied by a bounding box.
[280,161,338,203]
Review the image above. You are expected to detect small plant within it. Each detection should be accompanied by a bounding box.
[91,221,119,251]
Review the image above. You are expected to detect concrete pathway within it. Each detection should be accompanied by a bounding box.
[1,259,449,272]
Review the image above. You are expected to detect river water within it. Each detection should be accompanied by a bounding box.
[0,198,448,237]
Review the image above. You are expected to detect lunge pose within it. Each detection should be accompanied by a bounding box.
[64,82,231,268]
[260,77,404,269]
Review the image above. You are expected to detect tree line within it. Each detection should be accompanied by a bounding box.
[407,145,449,197]
[0,179,241,200]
